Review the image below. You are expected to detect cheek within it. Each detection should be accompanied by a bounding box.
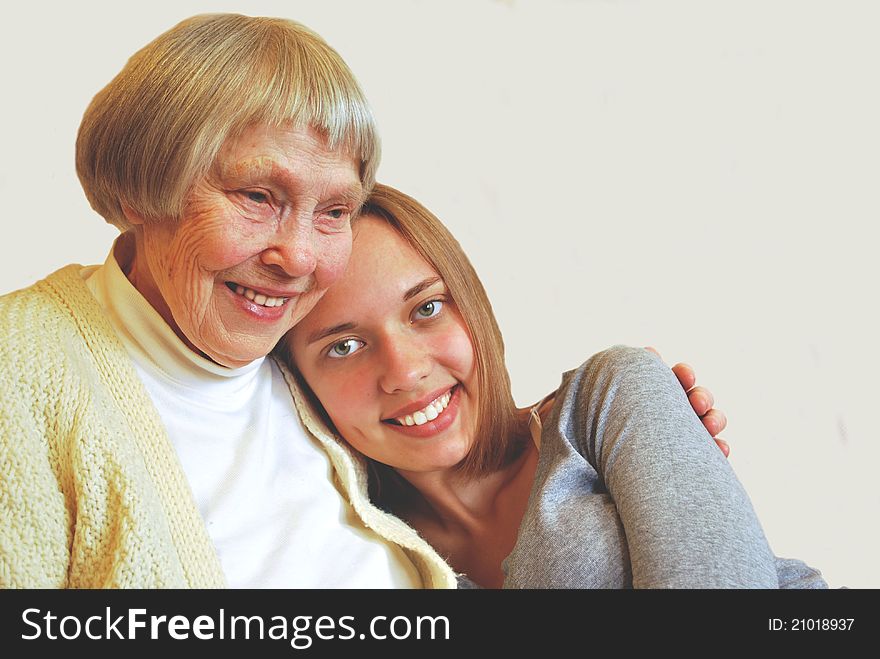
[141,226,199,301]
[313,233,353,289]
[176,197,261,273]
[183,225,258,274]
[437,327,476,380]
[310,365,377,435]
[161,237,225,310]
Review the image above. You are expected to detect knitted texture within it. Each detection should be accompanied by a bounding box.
[0,265,456,589]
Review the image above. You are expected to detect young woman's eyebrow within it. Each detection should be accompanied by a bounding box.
[403,277,442,302]
[306,322,358,346]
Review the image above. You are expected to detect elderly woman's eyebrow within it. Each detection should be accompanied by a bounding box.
[307,322,358,346]
[218,158,282,180]
[221,159,364,202]
[337,184,367,207]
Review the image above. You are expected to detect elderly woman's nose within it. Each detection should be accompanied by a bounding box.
[379,336,432,394]
[259,225,318,277]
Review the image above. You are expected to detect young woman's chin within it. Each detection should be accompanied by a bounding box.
[352,426,474,477]
[399,436,476,476]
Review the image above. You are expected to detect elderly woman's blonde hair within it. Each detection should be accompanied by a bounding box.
[77,13,379,231]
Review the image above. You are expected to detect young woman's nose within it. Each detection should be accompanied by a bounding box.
[379,334,432,394]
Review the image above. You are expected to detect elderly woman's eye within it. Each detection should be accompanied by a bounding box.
[328,338,365,359]
[327,208,348,220]
[414,300,443,320]
[245,191,270,204]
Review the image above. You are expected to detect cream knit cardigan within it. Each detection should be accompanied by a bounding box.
[0,265,457,589]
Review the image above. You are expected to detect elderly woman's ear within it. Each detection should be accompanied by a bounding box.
[120,203,147,227]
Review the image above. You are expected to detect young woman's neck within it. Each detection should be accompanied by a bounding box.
[388,413,538,588]
[393,405,537,527]
[397,454,529,532]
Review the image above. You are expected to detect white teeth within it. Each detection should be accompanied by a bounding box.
[231,284,288,308]
[395,390,452,427]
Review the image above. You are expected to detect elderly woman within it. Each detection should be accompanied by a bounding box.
[0,13,726,589]
[0,13,455,589]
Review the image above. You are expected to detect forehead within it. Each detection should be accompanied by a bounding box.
[348,216,435,282]
[303,216,437,318]
[216,123,361,190]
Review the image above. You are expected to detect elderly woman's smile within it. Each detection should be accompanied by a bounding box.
[2,13,435,591]
[224,281,294,309]
[125,123,362,368]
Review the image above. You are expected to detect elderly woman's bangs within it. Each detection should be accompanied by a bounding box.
[222,18,379,186]
[76,14,379,231]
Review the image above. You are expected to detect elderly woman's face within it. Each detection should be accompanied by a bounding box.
[130,123,362,367]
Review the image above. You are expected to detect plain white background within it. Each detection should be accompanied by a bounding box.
[1,0,877,588]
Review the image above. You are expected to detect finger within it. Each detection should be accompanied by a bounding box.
[687,386,715,417]
[714,437,730,458]
[701,408,728,437]
[671,362,696,391]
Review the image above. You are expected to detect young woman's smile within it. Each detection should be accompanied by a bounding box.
[381,384,463,438]
[289,216,478,475]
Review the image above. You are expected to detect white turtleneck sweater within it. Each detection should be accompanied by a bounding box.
[83,242,421,588]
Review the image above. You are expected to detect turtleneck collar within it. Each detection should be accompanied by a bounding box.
[84,235,265,397]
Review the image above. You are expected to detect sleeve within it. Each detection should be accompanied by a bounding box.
[555,345,821,588]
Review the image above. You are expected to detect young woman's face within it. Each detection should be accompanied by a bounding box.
[289,216,478,476]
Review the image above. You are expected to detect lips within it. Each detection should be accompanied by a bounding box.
[381,385,461,438]
[388,389,453,426]
[383,386,456,423]
[225,281,299,308]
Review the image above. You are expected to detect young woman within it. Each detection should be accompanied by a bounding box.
[287,184,827,589]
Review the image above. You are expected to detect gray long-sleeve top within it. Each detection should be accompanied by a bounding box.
[464,346,826,589]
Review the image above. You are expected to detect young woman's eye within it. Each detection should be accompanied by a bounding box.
[327,338,365,359]
[414,300,443,320]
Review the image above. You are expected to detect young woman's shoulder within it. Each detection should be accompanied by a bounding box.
[557,345,677,408]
